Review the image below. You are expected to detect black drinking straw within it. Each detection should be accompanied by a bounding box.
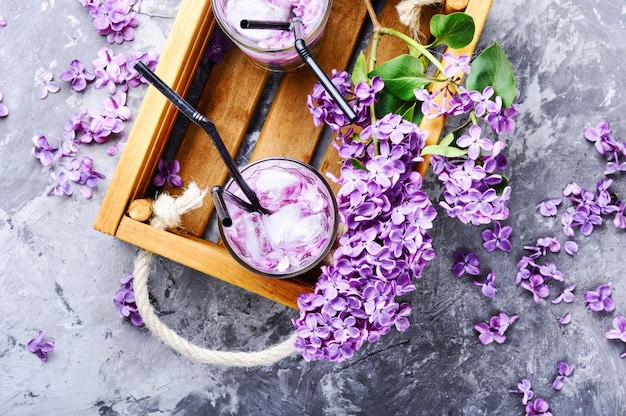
[239,12,358,123]
[211,186,232,227]
[134,62,269,215]
[240,19,291,31]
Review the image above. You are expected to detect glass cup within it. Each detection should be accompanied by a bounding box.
[217,157,338,278]
[211,0,333,71]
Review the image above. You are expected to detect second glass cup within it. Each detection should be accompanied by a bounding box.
[211,0,333,71]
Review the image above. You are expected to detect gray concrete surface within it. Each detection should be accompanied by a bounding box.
[1,0,625,415]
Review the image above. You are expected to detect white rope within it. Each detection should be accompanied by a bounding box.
[396,0,443,41]
[132,182,298,367]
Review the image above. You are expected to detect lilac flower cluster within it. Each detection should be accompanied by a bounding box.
[430,126,511,226]
[27,330,55,362]
[79,0,141,44]
[295,73,437,362]
[509,361,573,415]
[113,274,144,326]
[516,237,565,303]
[473,312,518,345]
[583,121,626,175]
[307,70,381,131]
[418,57,517,226]
[559,178,626,236]
[33,50,158,198]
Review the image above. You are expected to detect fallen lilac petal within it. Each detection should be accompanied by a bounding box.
[27,330,55,362]
[0,16,6,27]
[557,361,574,376]
[509,378,534,405]
[552,375,564,391]
[564,240,578,256]
[558,312,572,325]
[584,284,615,312]
[0,92,8,117]
[606,315,626,342]
[537,198,561,217]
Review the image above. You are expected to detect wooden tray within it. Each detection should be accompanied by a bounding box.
[94,0,492,309]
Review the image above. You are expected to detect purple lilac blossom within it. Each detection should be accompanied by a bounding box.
[205,28,233,64]
[551,284,575,304]
[38,48,156,199]
[32,135,58,167]
[0,16,5,27]
[472,270,497,298]
[474,312,518,345]
[509,378,534,405]
[563,240,578,256]
[584,284,615,312]
[113,274,144,326]
[560,178,624,237]
[451,250,480,276]
[0,92,8,117]
[583,121,626,175]
[456,125,493,160]
[60,59,96,91]
[297,79,437,361]
[525,398,552,416]
[27,330,55,362]
[39,71,60,99]
[537,198,561,217]
[81,0,140,44]
[47,172,73,196]
[516,238,565,303]
[606,315,626,357]
[558,312,572,325]
[481,220,512,252]
[153,158,183,188]
[442,53,471,78]
[552,361,573,391]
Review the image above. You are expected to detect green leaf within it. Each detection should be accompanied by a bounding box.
[350,158,368,171]
[466,42,517,108]
[352,51,369,85]
[439,132,455,147]
[430,13,475,49]
[374,90,407,118]
[369,54,431,101]
[401,104,415,123]
[421,144,467,158]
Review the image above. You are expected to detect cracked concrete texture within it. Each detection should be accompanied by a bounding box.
[1,0,626,415]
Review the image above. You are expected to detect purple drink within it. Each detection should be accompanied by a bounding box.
[218,157,338,278]
[211,0,332,71]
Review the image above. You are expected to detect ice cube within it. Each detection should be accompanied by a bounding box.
[263,203,302,247]
[254,167,300,194]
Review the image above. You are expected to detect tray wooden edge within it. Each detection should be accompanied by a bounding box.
[116,216,314,309]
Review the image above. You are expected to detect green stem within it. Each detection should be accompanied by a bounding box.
[379,27,447,75]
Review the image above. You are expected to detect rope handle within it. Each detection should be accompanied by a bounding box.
[132,183,297,367]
